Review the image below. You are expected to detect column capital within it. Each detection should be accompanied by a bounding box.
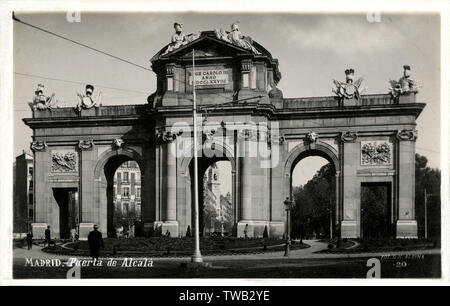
[78,140,94,151]
[341,131,358,143]
[156,130,182,144]
[241,59,252,72]
[30,141,47,152]
[237,128,257,141]
[165,63,175,76]
[396,129,418,141]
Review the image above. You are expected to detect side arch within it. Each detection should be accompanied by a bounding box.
[94,147,145,179]
[93,146,145,237]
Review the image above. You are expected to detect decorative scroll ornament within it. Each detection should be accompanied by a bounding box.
[162,22,200,55]
[389,65,419,98]
[341,131,358,143]
[29,84,59,111]
[76,84,102,111]
[202,129,216,142]
[238,128,256,141]
[361,141,392,166]
[215,22,261,55]
[268,134,284,147]
[332,69,364,100]
[306,131,319,143]
[30,141,47,152]
[156,130,183,143]
[113,138,124,148]
[396,129,418,141]
[52,151,78,172]
[78,140,94,151]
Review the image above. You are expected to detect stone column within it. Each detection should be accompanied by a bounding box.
[238,60,254,100]
[240,135,252,221]
[396,129,418,238]
[166,139,177,221]
[340,132,359,238]
[156,131,179,237]
[30,141,50,239]
[237,129,257,237]
[77,140,96,239]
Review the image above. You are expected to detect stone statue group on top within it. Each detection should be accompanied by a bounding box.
[30,83,102,111]
[29,84,57,111]
[332,65,419,101]
[76,84,102,111]
[214,22,261,55]
[162,21,261,55]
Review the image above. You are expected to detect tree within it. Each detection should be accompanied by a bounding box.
[361,184,390,238]
[414,153,441,239]
[291,163,336,239]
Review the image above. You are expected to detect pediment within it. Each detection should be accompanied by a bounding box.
[151,33,257,63]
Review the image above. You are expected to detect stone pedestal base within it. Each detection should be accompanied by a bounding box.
[269,221,285,238]
[31,223,47,239]
[341,220,359,238]
[398,93,416,104]
[237,221,270,238]
[152,221,179,237]
[181,262,213,269]
[343,98,358,107]
[79,223,95,240]
[396,220,418,239]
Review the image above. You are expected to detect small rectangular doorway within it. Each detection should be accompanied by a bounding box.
[53,188,79,239]
[360,182,392,238]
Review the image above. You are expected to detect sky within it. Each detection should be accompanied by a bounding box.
[13,12,441,193]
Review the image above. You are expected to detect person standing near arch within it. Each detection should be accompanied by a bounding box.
[88,224,104,260]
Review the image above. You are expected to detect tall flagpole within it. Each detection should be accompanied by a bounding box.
[191,49,203,263]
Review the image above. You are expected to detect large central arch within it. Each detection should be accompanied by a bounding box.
[180,141,237,237]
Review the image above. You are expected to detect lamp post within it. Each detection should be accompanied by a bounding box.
[191,49,203,263]
[284,197,294,257]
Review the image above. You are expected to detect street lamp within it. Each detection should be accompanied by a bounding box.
[284,197,294,257]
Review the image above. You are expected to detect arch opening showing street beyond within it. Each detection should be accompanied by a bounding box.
[111,160,142,238]
[201,161,233,237]
[188,156,234,238]
[290,156,336,240]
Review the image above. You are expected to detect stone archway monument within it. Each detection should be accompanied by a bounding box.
[24,25,424,239]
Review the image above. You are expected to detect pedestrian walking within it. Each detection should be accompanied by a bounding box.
[88,224,104,260]
[70,228,77,243]
[44,226,51,247]
[26,231,33,250]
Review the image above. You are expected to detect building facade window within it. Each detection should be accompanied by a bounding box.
[122,187,130,197]
[136,187,141,198]
[123,202,129,213]
[123,172,129,183]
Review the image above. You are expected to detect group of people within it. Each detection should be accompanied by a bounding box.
[24,224,104,260]
[25,225,52,250]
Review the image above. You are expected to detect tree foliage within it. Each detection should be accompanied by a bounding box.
[414,153,441,238]
[291,163,335,238]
